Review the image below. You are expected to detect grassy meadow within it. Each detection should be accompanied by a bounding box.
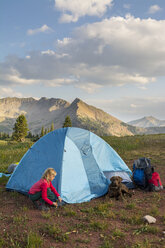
[0,140,33,173]
[0,134,165,248]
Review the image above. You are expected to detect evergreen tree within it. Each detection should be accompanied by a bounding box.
[26,131,33,139]
[50,122,54,132]
[12,114,28,142]
[0,132,9,140]
[63,115,72,128]
[44,128,48,135]
[0,132,3,140]
[40,126,45,137]
[33,134,39,142]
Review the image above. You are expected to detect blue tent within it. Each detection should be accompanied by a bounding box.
[6,127,132,203]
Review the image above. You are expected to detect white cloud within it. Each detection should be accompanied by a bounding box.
[1,16,165,93]
[47,78,75,87]
[148,5,162,14]
[55,0,113,22]
[0,87,23,98]
[75,82,102,93]
[57,37,72,46]
[4,69,40,85]
[26,55,31,59]
[41,50,56,55]
[123,4,130,9]
[27,24,53,35]
[130,104,137,108]
[41,49,69,58]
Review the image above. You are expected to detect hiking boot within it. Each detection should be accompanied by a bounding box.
[38,205,49,211]
[57,200,66,207]
[32,200,40,209]
[33,201,49,211]
[38,202,50,211]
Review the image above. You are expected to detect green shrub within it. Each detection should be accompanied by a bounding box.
[40,224,68,243]
[112,229,125,239]
[26,232,43,248]
[90,221,108,231]
[133,225,159,235]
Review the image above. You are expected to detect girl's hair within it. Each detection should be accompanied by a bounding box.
[42,168,57,181]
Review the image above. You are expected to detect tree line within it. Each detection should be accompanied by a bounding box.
[0,114,72,142]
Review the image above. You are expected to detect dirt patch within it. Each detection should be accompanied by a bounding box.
[0,135,165,248]
[0,183,165,248]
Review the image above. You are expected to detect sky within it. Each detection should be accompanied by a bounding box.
[0,0,165,122]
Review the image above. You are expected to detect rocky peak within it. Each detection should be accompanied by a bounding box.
[0,97,36,104]
[71,98,82,105]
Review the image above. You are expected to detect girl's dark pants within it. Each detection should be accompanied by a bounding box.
[29,188,57,204]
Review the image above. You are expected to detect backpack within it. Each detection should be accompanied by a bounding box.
[148,172,163,191]
[132,157,153,189]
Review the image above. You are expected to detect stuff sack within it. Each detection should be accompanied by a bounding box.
[148,172,163,191]
[133,157,153,189]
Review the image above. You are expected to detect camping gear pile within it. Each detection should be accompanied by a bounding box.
[132,157,163,191]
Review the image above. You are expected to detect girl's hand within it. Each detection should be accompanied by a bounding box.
[58,196,62,203]
[52,202,58,207]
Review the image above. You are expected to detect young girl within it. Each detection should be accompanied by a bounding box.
[28,168,62,210]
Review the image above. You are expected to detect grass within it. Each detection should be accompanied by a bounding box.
[75,238,90,244]
[99,242,114,248]
[120,211,143,225]
[39,224,69,243]
[0,141,32,172]
[62,206,77,217]
[111,228,126,239]
[41,210,52,219]
[89,221,108,231]
[125,202,137,210]
[0,176,10,186]
[26,232,43,248]
[131,239,152,248]
[133,225,159,235]
[13,214,29,225]
[102,134,165,161]
[0,134,165,248]
[149,206,159,216]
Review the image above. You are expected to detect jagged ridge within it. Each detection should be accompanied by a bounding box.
[0,97,148,136]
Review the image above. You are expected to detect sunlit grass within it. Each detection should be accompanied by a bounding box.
[0,141,33,172]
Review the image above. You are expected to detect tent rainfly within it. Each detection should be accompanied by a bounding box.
[6,127,132,203]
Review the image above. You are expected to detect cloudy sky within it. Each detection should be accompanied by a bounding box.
[0,0,165,122]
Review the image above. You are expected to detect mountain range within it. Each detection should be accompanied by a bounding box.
[127,116,165,128]
[127,116,165,135]
[0,97,164,136]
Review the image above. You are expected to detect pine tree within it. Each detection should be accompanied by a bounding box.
[50,122,54,132]
[40,126,45,137]
[44,128,48,135]
[27,131,32,137]
[33,134,39,142]
[26,131,33,139]
[12,114,28,142]
[63,115,72,128]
